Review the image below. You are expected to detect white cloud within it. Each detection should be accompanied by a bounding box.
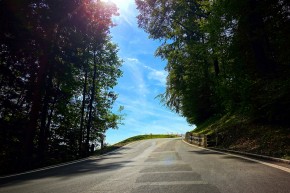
[144,65,168,86]
[127,57,139,63]
[123,57,149,97]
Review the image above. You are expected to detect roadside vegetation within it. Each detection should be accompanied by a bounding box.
[136,0,290,159]
[0,0,123,175]
[193,114,290,159]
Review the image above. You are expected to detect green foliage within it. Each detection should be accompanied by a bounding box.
[0,0,123,174]
[136,0,290,127]
[136,0,290,158]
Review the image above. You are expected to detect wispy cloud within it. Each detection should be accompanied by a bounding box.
[144,65,168,86]
[123,57,149,97]
[127,57,139,62]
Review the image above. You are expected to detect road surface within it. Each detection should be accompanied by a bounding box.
[0,138,289,193]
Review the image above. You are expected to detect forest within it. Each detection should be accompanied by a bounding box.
[0,0,123,175]
[136,0,290,157]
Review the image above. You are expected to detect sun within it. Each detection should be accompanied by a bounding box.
[103,0,134,9]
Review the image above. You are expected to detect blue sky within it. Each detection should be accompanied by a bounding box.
[105,0,194,145]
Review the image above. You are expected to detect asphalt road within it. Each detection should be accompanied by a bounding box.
[0,138,289,193]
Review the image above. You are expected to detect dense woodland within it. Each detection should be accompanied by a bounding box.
[136,0,290,126]
[0,0,123,174]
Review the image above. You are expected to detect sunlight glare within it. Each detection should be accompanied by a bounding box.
[102,0,134,10]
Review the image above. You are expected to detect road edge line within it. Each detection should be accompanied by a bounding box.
[0,141,137,179]
[182,139,290,174]
[209,147,290,164]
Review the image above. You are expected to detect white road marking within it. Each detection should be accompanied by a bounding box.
[136,181,208,185]
[0,141,137,179]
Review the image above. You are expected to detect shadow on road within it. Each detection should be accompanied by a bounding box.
[220,155,258,163]
[188,150,258,164]
[188,150,224,155]
[0,157,132,187]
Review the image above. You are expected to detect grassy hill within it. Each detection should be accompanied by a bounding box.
[191,114,290,160]
[94,134,179,155]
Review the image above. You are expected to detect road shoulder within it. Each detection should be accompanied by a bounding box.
[182,139,290,173]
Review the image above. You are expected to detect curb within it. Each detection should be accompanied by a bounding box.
[182,139,290,164]
[182,139,290,174]
[209,147,290,165]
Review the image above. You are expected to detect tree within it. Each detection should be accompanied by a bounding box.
[136,0,219,125]
[136,0,290,127]
[0,0,122,174]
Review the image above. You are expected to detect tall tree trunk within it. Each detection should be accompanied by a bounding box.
[79,60,88,157]
[24,44,49,169]
[38,70,53,165]
[247,0,272,74]
[214,58,220,76]
[86,50,97,156]
[45,94,57,149]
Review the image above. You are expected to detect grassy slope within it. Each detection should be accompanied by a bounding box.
[94,134,179,155]
[192,114,290,159]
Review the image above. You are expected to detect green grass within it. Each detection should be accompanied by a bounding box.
[93,134,179,156]
[190,114,290,159]
[116,134,179,144]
